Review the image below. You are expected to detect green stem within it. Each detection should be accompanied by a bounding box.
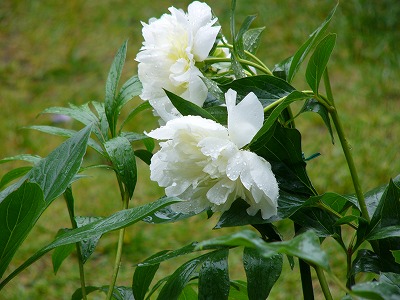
[205,57,272,75]
[106,186,130,300]
[323,69,370,222]
[315,266,333,300]
[64,189,87,300]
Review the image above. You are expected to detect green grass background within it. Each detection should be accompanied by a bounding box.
[0,0,399,299]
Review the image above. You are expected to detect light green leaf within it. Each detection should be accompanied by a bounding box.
[0,182,45,278]
[0,196,181,289]
[243,27,265,55]
[305,33,337,94]
[105,40,128,136]
[104,136,137,199]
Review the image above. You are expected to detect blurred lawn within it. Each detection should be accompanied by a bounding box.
[0,0,399,299]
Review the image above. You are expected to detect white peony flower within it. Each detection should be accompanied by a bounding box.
[147,89,279,219]
[136,1,221,122]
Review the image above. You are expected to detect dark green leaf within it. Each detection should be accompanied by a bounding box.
[0,166,32,189]
[201,77,225,103]
[91,101,109,141]
[273,3,338,82]
[196,230,330,271]
[133,250,169,300]
[0,196,181,289]
[75,216,103,263]
[235,15,257,58]
[105,40,128,136]
[0,182,45,278]
[138,242,199,267]
[104,136,137,199]
[250,124,316,196]
[250,91,309,146]
[198,249,230,300]
[165,90,217,121]
[351,272,400,300]
[291,207,340,237]
[221,75,295,107]
[350,249,381,277]
[117,75,142,109]
[243,27,265,55]
[305,33,336,94]
[204,106,227,125]
[243,248,282,300]
[134,149,153,165]
[299,98,334,143]
[52,229,75,274]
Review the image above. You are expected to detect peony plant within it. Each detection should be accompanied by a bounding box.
[1,1,400,299]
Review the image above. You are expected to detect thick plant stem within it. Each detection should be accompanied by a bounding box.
[323,69,370,222]
[64,190,87,300]
[106,187,130,300]
[295,224,314,300]
[315,266,333,300]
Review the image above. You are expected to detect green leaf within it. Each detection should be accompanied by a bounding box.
[105,40,128,136]
[157,252,211,300]
[165,90,217,121]
[204,106,227,125]
[0,196,181,289]
[221,75,295,107]
[27,125,103,154]
[299,98,334,143]
[117,75,142,110]
[229,280,248,300]
[72,285,134,300]
[305,33,336,94]
[142,205,196,224]
[75,216,102,263]
[243,248,282,300]
[198,249,230,300]
[0,154,41,165]
[273,3,338,82]
[134,149,153,165]
[351,272,400,300]
[138,242,199,267]
[250,124,316,196]
[243,27,265,55]
[133,250,169,300]
[250,91,309,147]
[52,229,75,274]
[235,15,257,58]
[196,230,330,271]
[392,250,400,264]
[0,166,32,189]
[350,249,381,277]
[0,182,45,278]
[178,285,198,300]
[104,136,137,199]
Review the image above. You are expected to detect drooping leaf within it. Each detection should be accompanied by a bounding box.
[0,182,45,278]
[104,136,137,199]
[133,250,169,300]
[243,248,282,300]
[221,75,295,107]
[196,230,330,271]
[305,33,337,94]
[165,90,217,121]
[0,196,181,289]
[134,149,153,165]
[273,3,338,82]
[198,249,230,300]
[105,40,128,136]
[75,216,103,263]
[299,98,334,143]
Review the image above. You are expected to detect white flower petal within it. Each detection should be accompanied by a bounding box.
[226,90,264,148]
